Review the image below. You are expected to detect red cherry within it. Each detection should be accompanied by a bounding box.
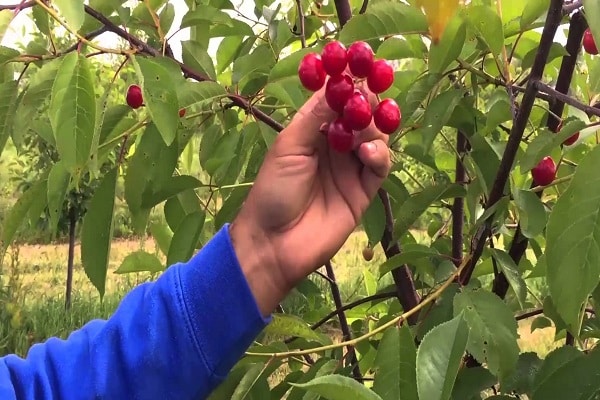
[367,59,394,94]
[321,41,348,76]
[325,73,354,113]
[563,131,579,146]
[583,29,598,55]
[531,156,556,186]
[342,91,372,131]
[179,108,186,117]
[347,41,374,78]
[327,118,354,152]
[126,84,144,109]
[373,99,401,134]
[298,53,326,91]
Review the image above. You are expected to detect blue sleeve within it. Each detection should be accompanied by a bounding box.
[0,224,271,400]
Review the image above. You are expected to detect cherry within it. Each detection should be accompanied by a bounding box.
[321,41,348,76]
[373,99,401,134]
[343,91,372,131]
[298,53,326,91]
[583,28,598,55]
[531,156,556,186]
[347,41,374,78]
[367,60,394,94]
[327,118,354,152]
[563,131,579,146]
[325,73,354,113]
[179,108,186,118]
[126,84,144,109]
[362,247,374,262]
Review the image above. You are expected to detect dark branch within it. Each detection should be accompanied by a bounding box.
[295,0,306,48]
[459,0,565,285]
[333,0,353,26]
[63,26,108,54]
[359,0,369,14]
[0,1,34,11]
[452,130,468,267]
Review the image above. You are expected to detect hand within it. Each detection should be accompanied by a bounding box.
[230,84,391,315]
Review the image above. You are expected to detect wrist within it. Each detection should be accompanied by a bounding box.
[228,218,289,316]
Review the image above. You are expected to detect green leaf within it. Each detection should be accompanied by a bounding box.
[181,40,217,81]
[520,120,586,173]
[292,374,383,400]
[453,290,519,381]
[339,1,427,44]
[81,167,118,298]
[286,359,338,400]
[0,10,14,47]
[181,5,234,29]
[394,183,466,237]
[53,0,85,30]
[166,210,205,266]
[47,161,71,234]
[530,316,552,332]
[140,175,202,209]
[500,352,543,395]
[362,194,386,245]
[115,251,165,274]
[0,180,47,256]
[231,362,267,400]
[420,89,464,151]
[532,345,583,392]
[132,56,179,145]
[429,17,466,74]
[178,81,227,108]
[373,325,418,400]
[49,53,97,175]
[521,0,550,30]
[0,80,18,157]
[399,72,442,126]
[463,5,504,58]
[513,189,547,238]
[148,220,172,256]
[451,366,497,400]
[416,314,469,400]
[379,244,440,277]
[489,248,527,309]
[546,145,600,332]
[263,314,323,342]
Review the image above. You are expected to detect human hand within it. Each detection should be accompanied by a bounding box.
[230,83,391,315]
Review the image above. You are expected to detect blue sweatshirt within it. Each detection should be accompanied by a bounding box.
[0,224,272,399]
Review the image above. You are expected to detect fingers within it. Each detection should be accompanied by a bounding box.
[357,139,391,198]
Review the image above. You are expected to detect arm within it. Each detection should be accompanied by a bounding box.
[0,224,271,400]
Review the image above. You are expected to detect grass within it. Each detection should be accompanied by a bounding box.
[0,229,559,361]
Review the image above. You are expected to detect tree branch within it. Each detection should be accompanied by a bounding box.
[452,130,469,267]
[83,5,285,133]
[295,0,306,48]
[324,261,362,380]
[334,0,353,26]
[0,1,34,11]
[459,0,565,285]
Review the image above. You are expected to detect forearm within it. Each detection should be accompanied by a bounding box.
[0,224,271,400]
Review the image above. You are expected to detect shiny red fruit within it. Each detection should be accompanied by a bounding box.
[367,59,394,94]
[584,28,598,55]
[347,41,374,78]
[531,156,556,186]
[373,98,401,134]
[298,53,326,91]
[321,41,347,76]
[327,118,354,152]
[563,131,579,146]
[325,73,354,113]
[179,108,186,117]
[126,84,144,109]
[343,91,372,131]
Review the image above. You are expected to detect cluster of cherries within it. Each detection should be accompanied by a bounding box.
[298,40,401,152]
[126,84,186,117]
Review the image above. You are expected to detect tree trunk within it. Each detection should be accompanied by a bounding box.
[65,206,76,310]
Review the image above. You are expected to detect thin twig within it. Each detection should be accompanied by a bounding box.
[295,0,306,48]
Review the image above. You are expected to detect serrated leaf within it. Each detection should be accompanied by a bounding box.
[463,5,504,58]
[0,180,47,256]
[428,16,466,74]
[546,145,600,332]
[292,374,383,400]
[181,5,234,29]
[420,89,464,151]
[131,56,179,145]
[416,314,469,400]
[231,362,267,400]
[47,160,71,234]
[339,1,428,44]
[489,248,527,309]
[49,53,96,174]
[451,366,497,400]
[521,0,550,30]
[53,0,84,31]
[362,194,386,245]
[453,290,519,381]
[166,210,205,266]
[286,359,338,400]
[379,244,441,277]
[0,10,14,45]
[263,314,322,342]
[500,352,542,395]
[81,167,118,298]
[178,81,228,108]
[399,72,443,126]
[373,325,418,400]
[0,80,18,157]
[182,40,217,81]
[140,175,202,209]
[115,251,164,274]
[395,183,466,237]
[530,316,552,332]
[513,189,547,238]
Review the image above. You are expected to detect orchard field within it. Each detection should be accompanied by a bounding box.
[2,0,600,399]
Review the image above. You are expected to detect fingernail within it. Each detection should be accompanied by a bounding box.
[364,142,377,154]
